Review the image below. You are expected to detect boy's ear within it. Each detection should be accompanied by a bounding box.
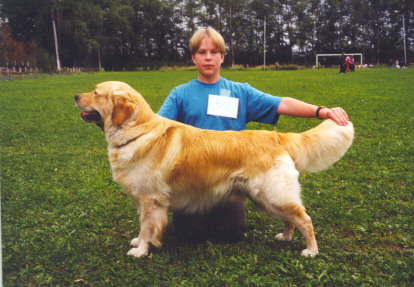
[111,91,134,125]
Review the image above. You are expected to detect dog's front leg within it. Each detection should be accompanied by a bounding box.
[127,193,169,258]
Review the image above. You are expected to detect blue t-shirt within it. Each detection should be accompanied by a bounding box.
[158,77,282,131]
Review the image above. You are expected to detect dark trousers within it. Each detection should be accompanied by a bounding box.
[173,199,245,243]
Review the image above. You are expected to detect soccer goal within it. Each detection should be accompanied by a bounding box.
[315,53,363,68]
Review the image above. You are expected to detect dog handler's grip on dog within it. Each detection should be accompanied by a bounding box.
[158,27,350,243]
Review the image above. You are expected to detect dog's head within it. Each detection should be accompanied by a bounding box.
[75,81,152,131]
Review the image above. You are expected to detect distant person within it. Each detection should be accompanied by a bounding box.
[349,55,355,72]
[345,56,350,72]
[395,59,400,69]
[339,52,346,74]
[388,58,393,69]
[158,27,349,243]
[275,61,280,70]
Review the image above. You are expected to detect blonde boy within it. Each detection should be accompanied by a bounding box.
[159,27,349,242]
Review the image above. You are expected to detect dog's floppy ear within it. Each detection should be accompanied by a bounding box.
[111,91,135,125]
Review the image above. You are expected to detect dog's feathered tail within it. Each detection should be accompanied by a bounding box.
[280,120,354,173]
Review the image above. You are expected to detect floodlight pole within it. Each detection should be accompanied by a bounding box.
[263,17,266,69]
[403,14,407,66]
[51,10,61,71]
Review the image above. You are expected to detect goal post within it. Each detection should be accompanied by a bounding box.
[316,53,363,67]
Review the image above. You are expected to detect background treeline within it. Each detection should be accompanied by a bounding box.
[0,0,413,71]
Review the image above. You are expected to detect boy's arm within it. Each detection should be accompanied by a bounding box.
[277,97,349,126]
[158,91,179,121]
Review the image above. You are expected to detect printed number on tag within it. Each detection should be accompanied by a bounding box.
[207,94,239,119]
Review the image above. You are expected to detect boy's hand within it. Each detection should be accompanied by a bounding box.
[321,107,349,126]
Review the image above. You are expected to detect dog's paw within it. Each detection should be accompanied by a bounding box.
[300,248,318,258]
[127,247,148,258]
[275,233,293,241]
[130,237,140,247]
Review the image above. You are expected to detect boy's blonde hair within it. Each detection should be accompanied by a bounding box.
[189,27,226,55]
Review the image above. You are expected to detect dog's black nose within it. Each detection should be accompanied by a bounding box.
[74,94,80,102]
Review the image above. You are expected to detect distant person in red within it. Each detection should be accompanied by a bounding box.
[345,56,350,72]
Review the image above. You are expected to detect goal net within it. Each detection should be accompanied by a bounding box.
[315,53,363,68]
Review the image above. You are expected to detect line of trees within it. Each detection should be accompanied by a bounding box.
[1,0,413,71]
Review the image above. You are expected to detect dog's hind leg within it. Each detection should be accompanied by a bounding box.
[250,154,318,257]
[127,194,169,258]
[276,204,318,257]
[275,221,295,241]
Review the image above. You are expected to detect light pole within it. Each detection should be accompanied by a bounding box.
[263,17,266,69]
[402,13,407,66]
[396,10,407,66]
[52,17,61,71]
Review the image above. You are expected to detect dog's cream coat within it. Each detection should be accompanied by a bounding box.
[75,81,354,258]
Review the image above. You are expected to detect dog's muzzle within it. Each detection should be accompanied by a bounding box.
[75,94,102,123]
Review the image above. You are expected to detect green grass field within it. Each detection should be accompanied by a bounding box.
[1,68,413,286]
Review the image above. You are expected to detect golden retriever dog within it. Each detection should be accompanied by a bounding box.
[75,81,354,258]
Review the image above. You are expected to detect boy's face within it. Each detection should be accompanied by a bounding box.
[192,37,224,83]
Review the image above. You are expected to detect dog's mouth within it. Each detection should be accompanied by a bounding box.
[80,110,102,123]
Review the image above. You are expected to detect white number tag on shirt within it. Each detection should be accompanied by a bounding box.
[207,94,239,119]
